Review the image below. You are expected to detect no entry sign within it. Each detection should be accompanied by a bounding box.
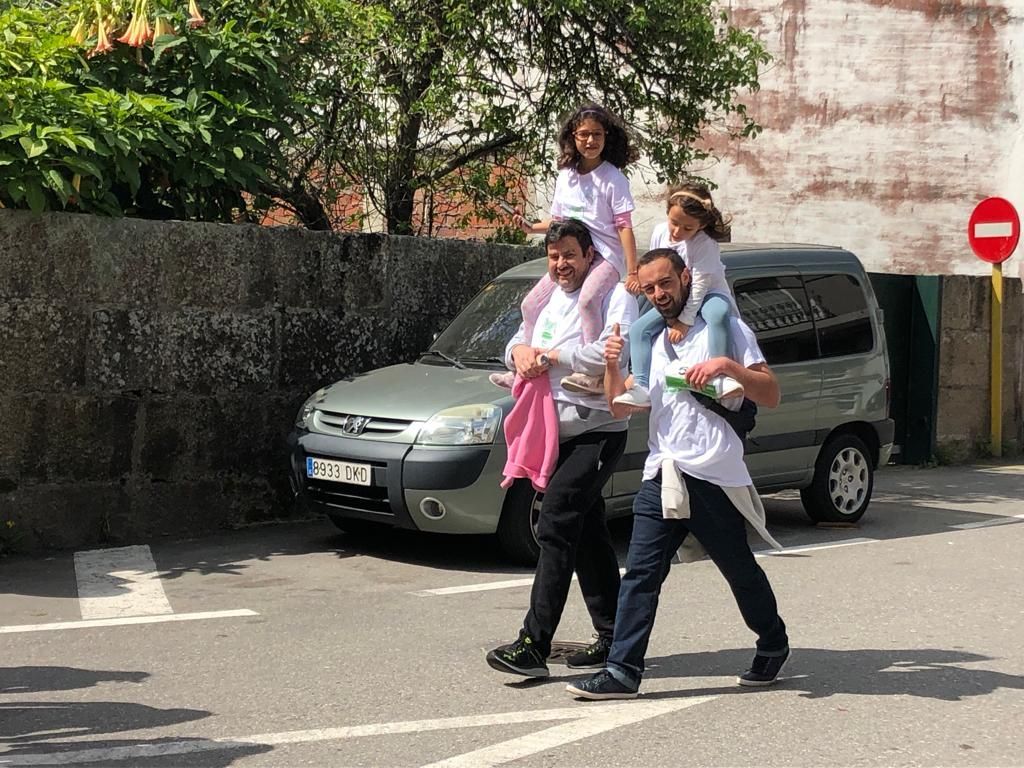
[968,197,1020,264]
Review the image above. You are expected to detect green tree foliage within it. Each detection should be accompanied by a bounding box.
[291,0,770,234]
[0,0,325,221]
[0,0,768,234]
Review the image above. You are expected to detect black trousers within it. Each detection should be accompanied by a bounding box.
[522,428,627,657]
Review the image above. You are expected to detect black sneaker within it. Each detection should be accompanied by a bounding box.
[486,635,549,678]
[566,669,638,700]
[565,636,612,669]
[737,649,790,687]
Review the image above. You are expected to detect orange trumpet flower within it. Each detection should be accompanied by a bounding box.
[187,0,205,28]
[89,3,114,56]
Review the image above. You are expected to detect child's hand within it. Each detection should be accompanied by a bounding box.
[512,213,534,234]
[667,321,690,344]
[624,274,641,295]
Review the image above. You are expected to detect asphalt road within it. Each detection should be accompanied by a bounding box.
[2,463,1023,767]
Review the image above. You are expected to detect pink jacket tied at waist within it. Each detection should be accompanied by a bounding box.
[500,374,559,493]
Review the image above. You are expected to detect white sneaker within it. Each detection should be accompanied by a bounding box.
[560,372,605,395]
[712,375,744,401]
[612,386,651,409]
[720,393,744,412]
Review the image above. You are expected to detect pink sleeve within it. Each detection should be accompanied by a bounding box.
[613,211,633,229]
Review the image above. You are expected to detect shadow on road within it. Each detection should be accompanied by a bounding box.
[641,646,1024,702]
[0,736,272,767]
[0,667,148,695]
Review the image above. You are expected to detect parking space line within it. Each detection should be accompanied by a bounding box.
[0,698,714,766]
[414,538,880,596]
[0,609,258,635]
[74,545,172,619]
[756,537,878,556]
[950,513,1024,530]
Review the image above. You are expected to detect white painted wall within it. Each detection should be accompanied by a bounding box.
[622,0,1024,278]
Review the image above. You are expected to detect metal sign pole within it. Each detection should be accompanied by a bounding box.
[990,262,1003,457]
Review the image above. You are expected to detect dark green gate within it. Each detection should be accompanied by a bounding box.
[868,273,942,464]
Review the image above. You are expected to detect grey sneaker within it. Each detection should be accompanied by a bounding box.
[737,649,790,687]
[565,636,612,669]
[566,669,638,700]
[560,372,605,395]
[486,635,549,678]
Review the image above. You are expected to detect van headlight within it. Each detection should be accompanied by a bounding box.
[295,387,330,429]
[416,405,502,446]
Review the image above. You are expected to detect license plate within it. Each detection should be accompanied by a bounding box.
[306,457,372,486]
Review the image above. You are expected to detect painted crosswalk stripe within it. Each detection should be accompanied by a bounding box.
[0,609,259,635]
[0,698,714,766]
[74,545,172,619]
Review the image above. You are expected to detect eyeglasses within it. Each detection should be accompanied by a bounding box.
[573,130,605,142]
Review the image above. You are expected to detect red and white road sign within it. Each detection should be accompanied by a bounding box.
[968,197,1020,264]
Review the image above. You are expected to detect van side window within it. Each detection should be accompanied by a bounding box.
[733,276,819,364]
[803,273,874,357]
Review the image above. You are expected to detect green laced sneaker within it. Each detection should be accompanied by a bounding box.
[565,636,612,669]
[486,635,549,678]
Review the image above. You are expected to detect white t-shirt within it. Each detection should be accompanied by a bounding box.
[551,163,635,276]
[643,317,765,487]
[649,226,736,325]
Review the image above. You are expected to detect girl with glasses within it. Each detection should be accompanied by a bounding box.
[492,103,639,395]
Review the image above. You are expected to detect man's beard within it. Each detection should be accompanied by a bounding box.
[655,280,690,320]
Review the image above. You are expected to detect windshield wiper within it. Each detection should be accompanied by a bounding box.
[421,350,466,369]
[459,356,507,367]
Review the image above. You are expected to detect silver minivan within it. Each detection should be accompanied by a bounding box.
[287,244,895,563]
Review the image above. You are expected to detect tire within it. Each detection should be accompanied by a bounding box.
[496,480,543,566]
[800,433,874,523]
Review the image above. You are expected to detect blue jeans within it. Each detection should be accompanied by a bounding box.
[630,293,733,389]
[606,472,789,687]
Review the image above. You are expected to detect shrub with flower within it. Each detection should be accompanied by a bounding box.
[0,0,306,222]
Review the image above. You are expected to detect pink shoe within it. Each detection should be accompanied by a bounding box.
[489,371,515,390]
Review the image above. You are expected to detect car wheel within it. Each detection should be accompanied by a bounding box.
[496,480,543,565]
[800,433,874,523]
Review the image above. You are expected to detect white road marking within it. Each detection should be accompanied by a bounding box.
[950,513,1024,530]
[415,538,879,596]
[756,537,878,556]
[73,545,172,619]
[411,576,539,596]
[421,697,715,768]
[0,609,258,635]
[0,699,715,766]
[974,221,1014,238]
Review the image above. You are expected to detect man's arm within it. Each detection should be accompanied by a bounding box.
[504,321,547,379]
[603,324,642,418]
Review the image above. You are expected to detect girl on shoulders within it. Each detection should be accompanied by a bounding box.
[491,103,639,394]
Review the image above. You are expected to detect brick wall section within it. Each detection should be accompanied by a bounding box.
[936,275,1024,460]
[0,210,534,551]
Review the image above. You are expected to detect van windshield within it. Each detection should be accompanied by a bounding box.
[427,278,531,368]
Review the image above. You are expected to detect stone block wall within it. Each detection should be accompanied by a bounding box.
[936,274,1024,461]
[0,210,533,551]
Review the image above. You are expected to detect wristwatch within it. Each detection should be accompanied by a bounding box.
[538,353,551,368]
